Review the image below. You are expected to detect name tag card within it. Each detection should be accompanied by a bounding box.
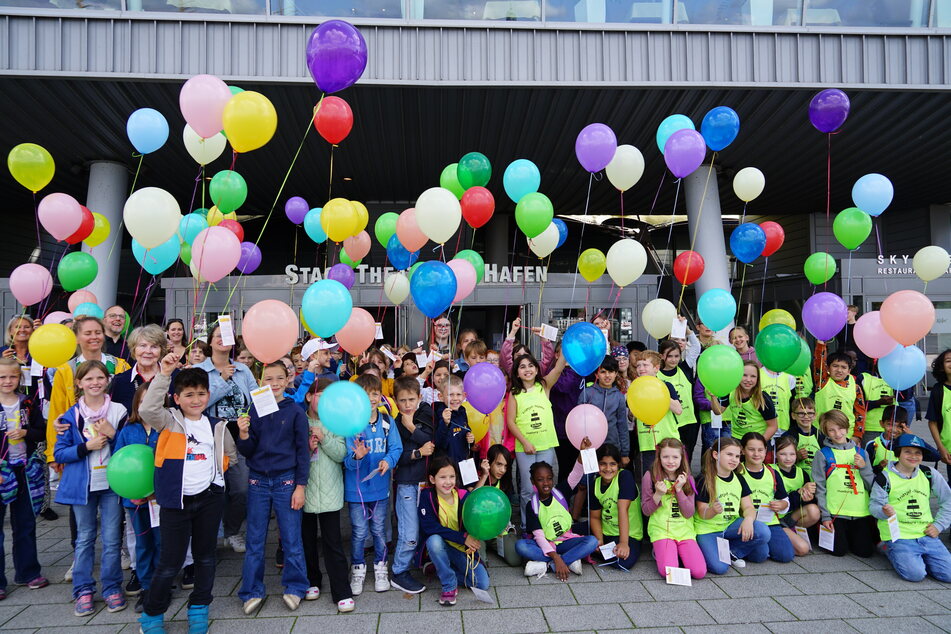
[887,514,901,542]
[795,526,812,550]
[598,543,617,560]
[375,323,384,340]
[818,524,835,551]
[471,587,494,604]
[665,566,692,586]
[458,458,479,486]
[716,536,731,565]
[90,464,110,491]
[148,499,161,528]
[755,504,776,524]
[20,366,31,386]
[540,324,558,341]
[30,359,44,377]
[250,385,279,416]
[580,448,599,474]
[670,318,687,339]
[218,314,235,346]
[710,412,722,429]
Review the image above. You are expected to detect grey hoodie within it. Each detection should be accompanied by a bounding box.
[812,437,874,522]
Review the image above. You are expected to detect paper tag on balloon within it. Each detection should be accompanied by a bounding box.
[250,385,279,417]
[149,499,161,528]
[710,412,722,429]
[458,458,479,485]
[471,587,494,604]
[795,526,811,550]
[819,524,835,551]
[670,317,687,339]
[540,324,558,341]
[580,448,599,474]
[716,537,731,565]
[381,347,398,362]
[20,366,31,387]
[416,354,429,369]
[218,314,235,347]
[30,359,43,377]
[756,504,776,524]
[887,514,901,542]
[375,323,384,340]
[665,566,692,586]
[599,542,617,560]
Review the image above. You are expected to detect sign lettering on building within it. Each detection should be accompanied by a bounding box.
[285,264,547,285]
[875,254,950,276]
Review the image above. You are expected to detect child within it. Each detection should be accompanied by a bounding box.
[870,434,951,582]
[812,410,876,557]
[421,360,451,405]
[300,338,340,384]
[926,349,951,479]
[301,379,354,612]
[694,437,771,574]
[587,442,642,570]
[486,349,500,367]
[694,374,731,457]
[729,326,760,366]
[785,397,823,471]
[435,375,475,465]
[235,362,310,614]
[642,438,705,580]
[659,341,698,462]
[771,435,819,555]
[866,405,908,471]
[478,444,515,494]
[633,351,682,475]
[813,343,867,444]
[457,340,488,378]
[760,366,796,433]
[417,456,490,605]
[54,360,128,616]
[578,356,630,465]
[390,375,434,594]
[344,373,402,596]
[138,353,238,633]
[186,340,210,367]
[711,361,778,442]
[740,432,796,562]
[859,366,894,444]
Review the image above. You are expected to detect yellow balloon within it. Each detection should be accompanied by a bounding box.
[463,403,490,443]
[350,200,369,235]
[578,248,607,282]
[626,375,670,426]
[758,309,796,332]
[222,91,277,153]
[85,212,111,247]
[8,143,55,193]
[206,206,225,226]
[223,211,237,222]
[28,324,76,368]
[300,309,316,337]
[321,198,358,243]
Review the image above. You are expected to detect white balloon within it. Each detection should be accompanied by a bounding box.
[384,271,410,305]
[189,259,204,282]
[733,167,765,202]
[124,187,182,249]
[528,222,560,258]
[606,239,647,287]
[604,145,645,192]
[913,245,951,282]
[642,298,677,339]
[415,187,461,244]
[183,124,227,166]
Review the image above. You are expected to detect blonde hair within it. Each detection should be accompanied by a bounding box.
[819,409,850,435]
[5,315,32,346]
[700,436,743,501]
[731,360,765,410]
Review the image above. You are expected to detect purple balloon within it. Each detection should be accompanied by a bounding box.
[306,20,368,95]
[803,292,848,341]
[236,242,262,274]
[664,129,707,178]
[809,89,850,133]
[327,262,355,289]
[575,123,617,173]
[463,361,507,415]
[285,196,309,225]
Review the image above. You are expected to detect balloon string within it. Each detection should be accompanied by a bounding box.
[290,226,299,308]
[102,153,145,265]
[534,253,551,328]
[759,258,769,325]
[230,150,237,172]
[737,264,747,308]
[501,218,520,338]
[375,253,390,323]
[676,156,717,313]
[825,133,832,226]
[570,172,595,304]
[846,250,853,303]
[328,144,335,201]
[186,165,203,219]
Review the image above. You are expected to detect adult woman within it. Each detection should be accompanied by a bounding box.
[730,326,760,367]
[164,319,187,360]
[110,325,167,413]
[1,316,41,402]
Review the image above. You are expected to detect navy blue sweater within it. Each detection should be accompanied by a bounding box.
[236,397,310,486]
[394,402,435,485]
[433,403,471,463]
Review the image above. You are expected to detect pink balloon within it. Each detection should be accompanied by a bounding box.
[10,263,53,307]
[38,193,83,241]
[880,290,935,346]
[396,208,428,252]
[566,404,608,450]
[68,290,98,312]
[44,310,72,325]
[343,230,371,261]
[335,307,376,355]
[853,311,899,359]
[179,74,233,139]
[447,259,476,303]
[191,226,241,283]
[241,299,299,364]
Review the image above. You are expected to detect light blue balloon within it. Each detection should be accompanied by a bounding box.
[73,302,103,319]
[301,279,352,338]
[132,235,181,275]
[656,114,695,154]
[126,108,169,155]
[553,218,568,248]
[502,159,541,204]
[879,345,925,390]
[178,213,209,244]
[851,173,893,217]
[317,380,371,437]
[410,261,457,319]
[304,208,327,244]
[386,234,419,271]
[697,288,737,332]
[730,223,767,264]
[562,322,607,377]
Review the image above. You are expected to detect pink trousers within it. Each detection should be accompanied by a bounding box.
[652,538,707,579]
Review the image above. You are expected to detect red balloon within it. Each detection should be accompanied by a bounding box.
[314,96,353,145]
[673,250,704,285]
[218,219,244,243]
[760,221,785,257]
[460,186,495,229]
[65,206,95,245]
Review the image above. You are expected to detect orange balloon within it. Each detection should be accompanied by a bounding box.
[343,230,371,261]
[396,208,428,252]
[335,307,376,355]
[242,299,299,364]
[880,290,935,346]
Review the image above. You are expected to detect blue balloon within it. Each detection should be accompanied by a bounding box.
[562,322,607,377]
[303,208,327,244]
[730,223,767,264]
[410,261,457,319]
[700,106,740,152]
[126,108,169,155]
[317,380,371,437]
[697,288,737,332]
[553,218,568,249]
[879,345,925,391]
[851,173,893,217]
[73,302,103,319]
[656,114,695,154]
[301,279,352,338]
[502,159,541,204]
[386,234,420,271]
[178,213,208,245]
[132,235,181,275]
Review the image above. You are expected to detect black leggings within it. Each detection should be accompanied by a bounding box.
[827,516,877,558]
[302,510,352,603]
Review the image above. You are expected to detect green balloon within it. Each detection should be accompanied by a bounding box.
[440,163,465,200]
[340,250,361,269]
[461,485,511,540]
[755,324,801,373]
[180,242,192,266]
[804,252,837,285]
[457,152,492,190]
[57,252,98,292]
[374,212,399,248]
[106,444,155,499]
[408,261,422,279]
[122,310,132,336]
[515,192,554,239]
[193,207,209,219]
[209,170,247,214]
[697,345,744,397]
[454,249,485,284]
[833,207,872,250]
[228,85,244,96]
[786,337,812,377]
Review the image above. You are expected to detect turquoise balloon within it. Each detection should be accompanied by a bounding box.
[304,208,327,244]
[317,380,371,437]
[697,289,737,332]
[73,302,103,319]
[656,114,695,154]
[301,279,352,338]
[132,235,181,275]
[178,213,208,244]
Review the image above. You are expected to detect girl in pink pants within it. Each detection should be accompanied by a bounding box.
[641,438,706,579]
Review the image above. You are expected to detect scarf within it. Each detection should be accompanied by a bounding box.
[78,395,112,429]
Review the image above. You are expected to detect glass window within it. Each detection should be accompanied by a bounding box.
[125,0,265,13]
[802,0,929,27]
[545,0,673,23]
[676,1,803,26]
[408,0,539,20]
[937,0,951,26]
[4,0,121,9]
[274,0,402,17]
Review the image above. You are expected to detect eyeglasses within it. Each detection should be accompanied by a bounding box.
[435,323,451,329]
[793,411,815,418]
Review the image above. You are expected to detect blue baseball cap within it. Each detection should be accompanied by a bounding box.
[894,434,939,461]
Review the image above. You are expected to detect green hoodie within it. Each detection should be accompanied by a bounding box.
[303,417,346,514]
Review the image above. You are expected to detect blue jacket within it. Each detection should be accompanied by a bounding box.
[433,403,472,464]
[236,397,310,486]
[195,358,257,419]
[285,370,316,404]
[53,402,128,505]
[113,421,160,509]
[344,411,402,503]
[418,486,471,547]
[578,382,630,457]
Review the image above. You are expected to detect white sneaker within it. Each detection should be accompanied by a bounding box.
[283,594,301,611]
[373,561,389,592]
[227,535,246,554]
[568,560,583,576]
[350,564,366,596]
[242,597,262,615]
[523,561,548,578]
[337,598,355,613]
[121,550,132,571]
[730,553,746,569]
[305,586,320,601]
[64,563,73,582]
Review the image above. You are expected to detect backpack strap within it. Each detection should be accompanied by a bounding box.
[821,446,837,478]
[921,465,934,491]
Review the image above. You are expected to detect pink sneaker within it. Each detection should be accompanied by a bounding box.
[74,593,95,617]
[104,591,127,613]
[438,589,457,606]
[27,576,49,589]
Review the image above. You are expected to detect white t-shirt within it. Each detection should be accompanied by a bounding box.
[182,416,223,495]
[2,403,26,465]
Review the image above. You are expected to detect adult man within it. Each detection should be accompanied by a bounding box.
[104,305,130,361]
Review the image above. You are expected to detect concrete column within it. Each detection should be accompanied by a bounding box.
[684,165,730,297]
[82,161,128,309]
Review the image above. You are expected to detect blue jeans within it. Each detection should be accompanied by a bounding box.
[239,471,308,600]
[767,524,794,563]
[696,517,770,575]
[72,489,123,599]
[602,535,641,570]
[393,483,420,575]
[701,423,732,456]
[887,536,951,583]
[515,535,599,567]
[129,505,161,591]
[425,534,489,593]
[349,498,388,565]
[515,448,557,526]
[0,465,42,588]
